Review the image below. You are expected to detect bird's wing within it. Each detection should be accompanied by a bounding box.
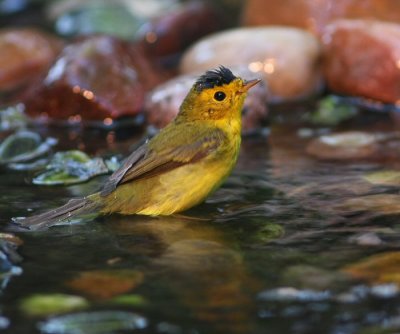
[100,125,226,196]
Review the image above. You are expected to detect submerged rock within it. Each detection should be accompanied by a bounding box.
[337,194,400,215]
[322,19,400,104]
[257,287,331,302]
[145,66,269,131]
[179,27,323,102]
[38,311,147,334]
[306,95,358,126]
[65,269,144,300]
[24,35,167,124]
[20,294,89,317]
[242,0,400,36]
[0,130,57,165]
[306,131,379,160]
[342,251,400,287]
[363,170,400,186]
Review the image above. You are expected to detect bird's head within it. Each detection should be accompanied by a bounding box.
[176,66,260,122]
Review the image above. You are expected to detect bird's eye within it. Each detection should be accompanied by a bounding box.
[214,91,226,101]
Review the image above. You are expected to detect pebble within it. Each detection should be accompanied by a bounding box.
[322,19,400,103]
[306,131,379,160]
[0,28,62,101]
[242,0,400,36]
[24,35,167,124]
[257,287,331,302]
[347,232,383,246]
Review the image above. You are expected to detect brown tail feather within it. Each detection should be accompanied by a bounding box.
[14,193,103,231]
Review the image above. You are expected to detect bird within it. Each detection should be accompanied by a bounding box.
[16,66,260,230]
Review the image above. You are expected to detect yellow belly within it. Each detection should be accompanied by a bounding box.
[102,157,236,216]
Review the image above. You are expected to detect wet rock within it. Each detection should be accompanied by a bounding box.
[338,194,400,215]
[24,35,167,124]
[66,270,144,300]
[347,232,383,247]
[0,130,57,165]
[20,294,89,317]
[155,239,242,272]
[370,284,399,299]
[322,19,400,104]
[306,131,379,160]
[145,66,269,132]
[242,0,400,36]
[335,284,399,303]
[282,265,349,291]
[0,28,62,102]
[179,27,323,102]
[32,150,118,186]
[110,294,147,307]
[306,95,358,126]
[363,170,400,186]
[38,311,147,334]
[257,287,331,302]
[137,1,222,63]
[342,251,400,287]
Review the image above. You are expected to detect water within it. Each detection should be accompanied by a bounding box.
[2,110,400,334]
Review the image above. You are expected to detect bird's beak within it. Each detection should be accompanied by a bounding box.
[240,78,261,93]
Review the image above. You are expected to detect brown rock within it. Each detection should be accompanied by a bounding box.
[145,66,269,132]
[322,19,400,103]
[137,1,222,61]
[179,27,322,102]
[24,35,167,123]
[66,270,144,300]
[0,28,62,99]
[242,0,400,36]
[306,131,379,160]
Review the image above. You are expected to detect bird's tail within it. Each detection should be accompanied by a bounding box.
[13,193,104,231]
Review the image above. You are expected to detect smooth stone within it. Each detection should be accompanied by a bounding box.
[306,131,379,160]
[0,28,62,97]
[137,1,222,62]
[144,66,269,132]
[242,0,400,36]
[179,27,323,102]
[322,19,400,104]
[38,311,147,333]
[24,35,168,124]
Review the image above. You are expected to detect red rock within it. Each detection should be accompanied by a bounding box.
[137,1,222,61]
[24,35,167,123]
[0,28,62,99]
[242,0,400,36]
[322,19,400,103]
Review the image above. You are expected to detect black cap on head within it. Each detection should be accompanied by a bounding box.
[194,66,237,92]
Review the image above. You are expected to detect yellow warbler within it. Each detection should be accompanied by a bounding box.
[18,66,260,230]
